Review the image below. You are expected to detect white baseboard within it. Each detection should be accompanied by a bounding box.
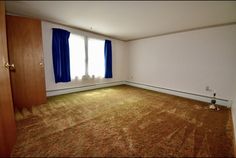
[46,80,231,107]
[125,81,230,107]
[231,101,236,155]
[46,81,125,97]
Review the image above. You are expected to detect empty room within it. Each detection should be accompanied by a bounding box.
[1,1,236,157]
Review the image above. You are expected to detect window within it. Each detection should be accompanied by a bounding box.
[88,38,105,78]
[69,34,85,80]
[69,34,105,79]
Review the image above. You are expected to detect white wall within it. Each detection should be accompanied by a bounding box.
[127,24,236,104]
[41,21,128,96]
[42,21,236,105]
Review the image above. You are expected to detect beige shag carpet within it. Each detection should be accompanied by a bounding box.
[12,85,234,157]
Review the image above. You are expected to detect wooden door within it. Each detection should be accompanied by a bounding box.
[0,2,16,156]
[6,15,46,109]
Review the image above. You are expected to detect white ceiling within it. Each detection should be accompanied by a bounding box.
[5,1,236,41]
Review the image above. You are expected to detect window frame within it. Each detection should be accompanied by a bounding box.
[69,33,106,80]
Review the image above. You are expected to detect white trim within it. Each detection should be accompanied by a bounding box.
[46,80,231,107]
[46,81,125,97]
[231,100,236,151]
[124,81,231,107]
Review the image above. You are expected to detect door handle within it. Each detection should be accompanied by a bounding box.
[5,62,15,70]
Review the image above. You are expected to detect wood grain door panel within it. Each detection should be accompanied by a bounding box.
[6,15,46,109]
[0,1,16,156]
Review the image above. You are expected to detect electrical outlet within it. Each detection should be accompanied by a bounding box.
[205,86,212,92]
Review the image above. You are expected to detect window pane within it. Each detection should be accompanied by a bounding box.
[69,34,85,80]
[88,38,105,78]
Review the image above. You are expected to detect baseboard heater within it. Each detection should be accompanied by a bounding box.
[46,81,125,97]
[125,81,230,107]
[46,80,230,107]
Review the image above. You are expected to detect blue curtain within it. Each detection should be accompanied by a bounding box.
[104,40,113,78]
[52,28,71,83]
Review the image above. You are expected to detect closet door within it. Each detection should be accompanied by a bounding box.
[0,2,16,156]
[6,15,46,109]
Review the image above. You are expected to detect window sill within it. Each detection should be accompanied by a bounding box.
[71,75,104,81]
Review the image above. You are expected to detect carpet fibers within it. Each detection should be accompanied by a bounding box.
[12,85,234,157]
